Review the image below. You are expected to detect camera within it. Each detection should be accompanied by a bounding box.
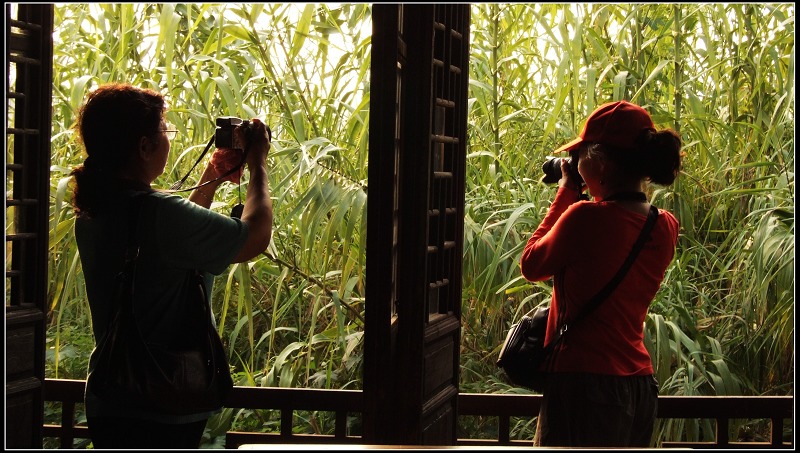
[215,116,254,151]
[541,156,583,185]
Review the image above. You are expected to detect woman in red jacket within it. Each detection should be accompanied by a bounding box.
[521,100,682,447]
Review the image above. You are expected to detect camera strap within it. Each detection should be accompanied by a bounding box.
[167,135,248,193]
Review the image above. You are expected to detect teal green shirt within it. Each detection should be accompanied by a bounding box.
[77,190,248,423]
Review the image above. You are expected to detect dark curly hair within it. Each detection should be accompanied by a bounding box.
[70,83,166,217]
[587,128,683,186]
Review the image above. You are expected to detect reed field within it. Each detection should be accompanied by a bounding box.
[40,3,793,446]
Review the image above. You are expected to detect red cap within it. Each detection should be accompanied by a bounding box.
[554,100,655,153]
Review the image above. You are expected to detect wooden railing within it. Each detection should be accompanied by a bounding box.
[456,393,794,449]
[43,379,792,449]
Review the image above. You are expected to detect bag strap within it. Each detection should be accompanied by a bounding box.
[542,205,659,372]
[563,204,659,330]
[119,192,149,316]
[124,192,210,318]
[125,193,148,257]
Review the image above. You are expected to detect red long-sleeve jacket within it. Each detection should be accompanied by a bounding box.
[520,186,679,376]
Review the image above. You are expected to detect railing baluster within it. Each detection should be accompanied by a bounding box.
[281,408,293,439]
[498,415,510,444]
[335,410,347,439]
[717,417,729,447]
[771,416,782,447]
[60,400,76,448]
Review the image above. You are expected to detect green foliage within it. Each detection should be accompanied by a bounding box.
[464,3,794,445]
[44,3,792,446]
[48,0,369,413]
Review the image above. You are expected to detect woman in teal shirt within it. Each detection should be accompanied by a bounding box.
[70,83,273,448]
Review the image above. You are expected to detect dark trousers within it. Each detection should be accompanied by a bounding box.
[87,416,208,449]
[534,373,659,447]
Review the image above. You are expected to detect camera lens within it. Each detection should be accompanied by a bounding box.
[541,156,584,185]
[541,157,566,184]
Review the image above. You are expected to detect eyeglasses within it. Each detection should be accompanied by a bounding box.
[161,123,178,140]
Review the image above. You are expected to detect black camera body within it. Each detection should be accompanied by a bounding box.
[541,156,583,185]
[215,116,254,151]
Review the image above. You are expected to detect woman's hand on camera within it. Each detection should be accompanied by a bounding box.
[243,118,270,170]
[210,147,244,184]
[232,117,273,263]
[558,159,586,198]
[557,159,574,188]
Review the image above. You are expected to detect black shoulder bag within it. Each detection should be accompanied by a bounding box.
[86,193,234,415]
[497,204,659,392]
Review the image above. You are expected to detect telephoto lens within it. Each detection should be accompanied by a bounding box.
[541,156,583,185]
[541,157,568,184]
